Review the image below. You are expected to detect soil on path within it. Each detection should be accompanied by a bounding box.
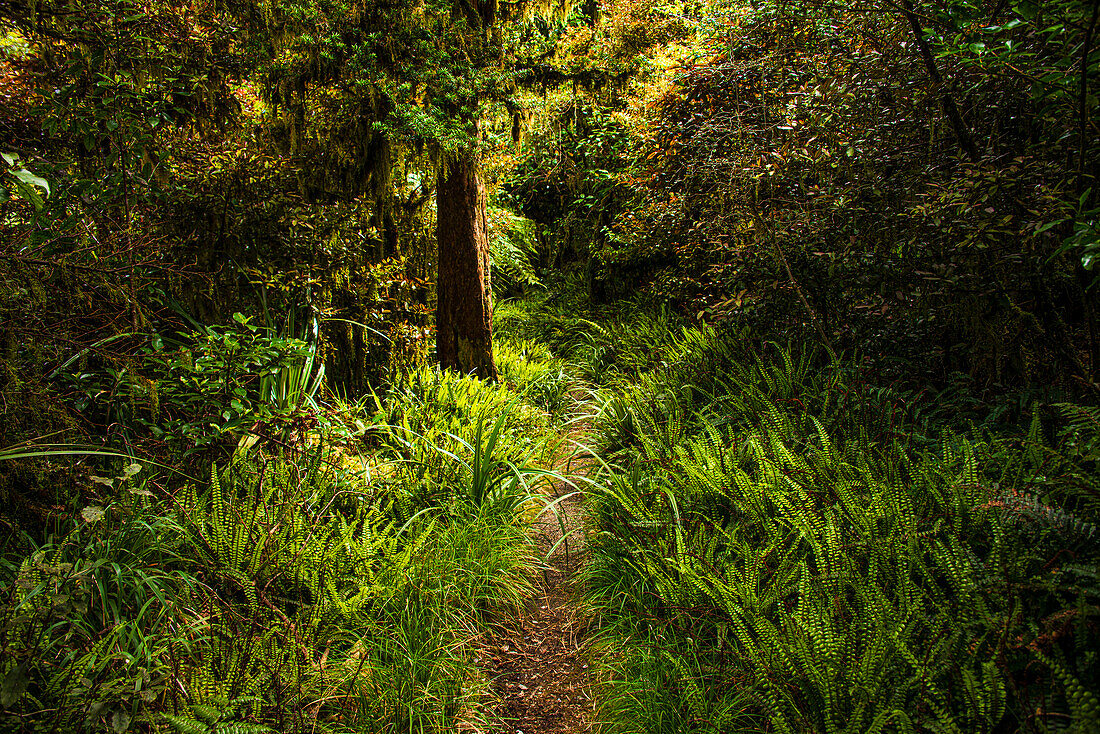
[480,448,595,734]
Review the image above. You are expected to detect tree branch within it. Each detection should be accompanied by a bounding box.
[899,0,980,162]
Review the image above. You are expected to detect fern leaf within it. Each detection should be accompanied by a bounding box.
[162,714,211,734]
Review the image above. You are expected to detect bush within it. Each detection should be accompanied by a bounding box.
[61,313,323,459]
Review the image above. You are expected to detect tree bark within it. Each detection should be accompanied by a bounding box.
[436,154,498,379]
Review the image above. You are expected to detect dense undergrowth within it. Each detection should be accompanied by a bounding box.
[544,306,1100,733]
[4,287,1100,733]
[0,348,575,733]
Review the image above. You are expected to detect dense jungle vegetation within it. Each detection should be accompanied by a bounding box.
[1,0,1099,729]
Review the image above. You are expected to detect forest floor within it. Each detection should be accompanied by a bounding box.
[480,421,596,733]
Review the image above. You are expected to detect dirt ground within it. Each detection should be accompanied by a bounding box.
[478,444,595,734]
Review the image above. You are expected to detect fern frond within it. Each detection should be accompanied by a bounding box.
[163,714,211,734]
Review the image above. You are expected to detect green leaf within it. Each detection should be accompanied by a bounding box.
[10,178,44,211]
[191,704,223,725]
[111,711,132,733]
[1,662,29,707]
[162,714,211,734]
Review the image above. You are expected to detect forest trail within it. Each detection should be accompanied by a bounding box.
[480,423,596,733]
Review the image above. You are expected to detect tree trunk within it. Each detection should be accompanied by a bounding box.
[435,154,498,379]
[900,0,980,162]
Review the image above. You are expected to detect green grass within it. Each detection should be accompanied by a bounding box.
[0,365,565,733]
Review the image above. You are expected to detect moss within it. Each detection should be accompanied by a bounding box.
[455,335,498,380]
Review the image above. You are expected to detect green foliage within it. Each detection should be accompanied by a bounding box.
[8,0,1100,728]
[508,0,1100,390]
[585,334,1100,734]
[163,697,274,734]
[505,101,636,292]
[494,283,597,358]
[0,477,199,732]
[0,379,550,731]
[1,151,50,212]
[495,286,689,386]
[363,365,563,518]
[495,338,577,421]
[488,206,542,296]
[61,313,323,457]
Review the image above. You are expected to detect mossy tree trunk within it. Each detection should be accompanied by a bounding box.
[435,154,498,379]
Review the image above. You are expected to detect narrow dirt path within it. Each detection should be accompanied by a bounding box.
[480,437,596,734]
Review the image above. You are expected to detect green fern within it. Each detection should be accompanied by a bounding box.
[162,696,274,734]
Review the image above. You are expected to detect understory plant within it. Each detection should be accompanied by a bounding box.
[0,374,548,733]
[59,312,325,461]
[495,338,577,423]
[586,335,1100,734]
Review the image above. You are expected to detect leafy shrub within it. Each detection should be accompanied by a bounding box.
[61,313,323,458]
[0,472,198,732]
